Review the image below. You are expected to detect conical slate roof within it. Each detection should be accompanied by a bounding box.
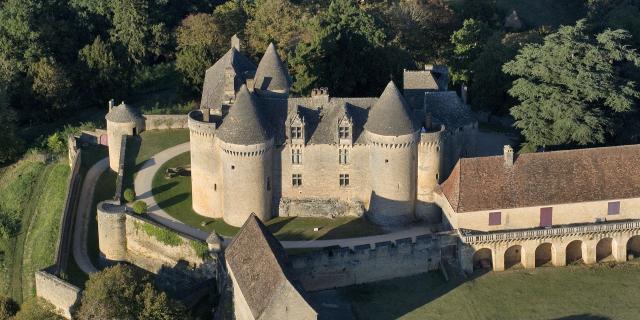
[200,47,256,109]
[216,85,272,145]
[365,81,418,136]
[253,43,291,92]
[105,102,140,123]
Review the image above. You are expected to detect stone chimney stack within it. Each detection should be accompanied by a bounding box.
[108,99,115,112]
[231,34,242,52]
[504,145,514,167]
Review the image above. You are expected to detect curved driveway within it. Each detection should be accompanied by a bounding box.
[134,142,432,248]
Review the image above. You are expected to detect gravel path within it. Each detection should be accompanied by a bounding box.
[72,158,108,274]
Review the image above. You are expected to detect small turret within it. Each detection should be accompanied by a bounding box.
[253,43,291,97]
[105,101,142,172]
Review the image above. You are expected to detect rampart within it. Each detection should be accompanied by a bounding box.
[35,269,81,319]
[143,114,189,130]
[290,234,457,291]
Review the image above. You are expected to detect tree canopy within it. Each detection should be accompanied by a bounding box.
[503,19,640,149]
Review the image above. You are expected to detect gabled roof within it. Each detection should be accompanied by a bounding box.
[225,214,313,319]
[365,81,418,136]
[105,102,140,123]
[216,85,272,145]
[440,144,640,213]
[253,43,291,92]
[200,48,256,109]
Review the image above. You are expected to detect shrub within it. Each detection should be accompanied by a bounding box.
[123,188,136,203]
[0,212,20,239]
[0,296,19,320]
[132,201,148,215]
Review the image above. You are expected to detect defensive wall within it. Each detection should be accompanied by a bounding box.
[290,234,458,291]
[35,269,81,319]
[143,114,189,130]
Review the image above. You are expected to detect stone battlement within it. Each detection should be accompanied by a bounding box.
[188,110,217,137]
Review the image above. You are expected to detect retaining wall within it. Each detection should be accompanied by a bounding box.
[143,114,189,130]
[35,269,81,319]
[290,234,457,291]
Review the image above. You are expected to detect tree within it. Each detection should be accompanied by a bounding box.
[450,19,491,84]
[289,0,395,96]
[503,20,640,149]
[77,264,187,319]
[110,0,152,64]
[175,13,220,90]
[124,188,136,203]
[0,86,22,164]
[12,298,61,320]
[0,295,19,319]
[461,0,498,24]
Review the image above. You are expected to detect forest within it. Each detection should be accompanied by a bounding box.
[0,0,639,160]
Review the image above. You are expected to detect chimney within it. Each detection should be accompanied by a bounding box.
[503,145,514,167]
[231,34,242,52]
[108,99,115,112]
[202,108,210,122]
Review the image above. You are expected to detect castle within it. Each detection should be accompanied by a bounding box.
[187,38,477,227]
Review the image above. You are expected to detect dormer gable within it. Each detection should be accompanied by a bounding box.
[287,106,306,145]
[337,111,353,145]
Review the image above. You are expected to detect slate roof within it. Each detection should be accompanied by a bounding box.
[423,91,475,129]
[440,144,640,213]
[254,43,291,92]
[216,85,272,145]
[200,48,256,109]
[105,102,140,123]
[364,81,419,136]
[225,214,312,319]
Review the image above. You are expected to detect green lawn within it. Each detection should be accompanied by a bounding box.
[0,159,70,303]
[152,152,385,240]
[343,262,640,320]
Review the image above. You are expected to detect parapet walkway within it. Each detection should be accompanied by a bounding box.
[133,142,433,249]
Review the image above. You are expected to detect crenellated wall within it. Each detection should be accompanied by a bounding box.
[188,110,221,218]
[290,234,457,291]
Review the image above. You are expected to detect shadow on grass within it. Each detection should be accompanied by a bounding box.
[156,193,189,209]
[553,316,611,320]
[150,181,178,196]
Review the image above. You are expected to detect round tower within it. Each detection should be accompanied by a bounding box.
[105,101,142,172]
[365,81,420,225]
[416,124,445,223]
[217,85,274,227]
[253,43,291,98]
[188,109,221,218]
[96,201,128,264]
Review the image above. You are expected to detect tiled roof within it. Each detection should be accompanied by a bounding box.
[216,85,272,145]
[364,81,419,136]
[200,48,256,109]
[225,214,312,319]
[254,43,291,92]
[105,103,140,123]
[440,144,640,213]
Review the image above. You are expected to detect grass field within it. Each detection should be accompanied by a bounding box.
[0,158,70,303]
[152,152,385,240]
[342,262,640,320]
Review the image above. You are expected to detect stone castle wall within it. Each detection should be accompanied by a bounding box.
[290,234,457,291]
[35,270,81,319]
[143,114,189,130]
[97,201,207,273]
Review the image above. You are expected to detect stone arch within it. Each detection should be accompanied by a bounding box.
[596,238,614,262]
[565,240,583,265]
[504,245,522,269]
[535,243,553,267]
[626,235,640,259]
[472,248,492,270]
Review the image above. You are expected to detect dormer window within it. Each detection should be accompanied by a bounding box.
[288,108,305,143]
[291,126,302,139]
[339,126,349,139]
[337,112,353,144]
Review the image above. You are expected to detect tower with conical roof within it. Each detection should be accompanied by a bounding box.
[217,85,274,226]
[365,81,420,224]
[105,100,142,172]
[253,43,292,98]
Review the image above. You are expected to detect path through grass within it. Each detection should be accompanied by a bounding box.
[343,262,640,320]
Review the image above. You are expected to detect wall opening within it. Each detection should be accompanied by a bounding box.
[473,248,492,271]
[627,236,640,259]
[596,238,613,262]
[565,240,583,265]
[535,243,553,267]
[504,245,522,269]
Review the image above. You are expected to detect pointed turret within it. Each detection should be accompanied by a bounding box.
[217,85,272,145]
[253,43,291,95]
[365,81,418,136]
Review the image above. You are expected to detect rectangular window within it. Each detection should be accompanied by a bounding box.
[292,174,302,187]
[339,174,349,187]
[291,126,302,139]
[540,207,553,227]
[339,149,348,164]
[339,126,349,139]
[291,149,302,164]
[608,201,620,215]
[488,212,501,226]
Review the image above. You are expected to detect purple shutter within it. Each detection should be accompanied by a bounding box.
[489,212,501,226]
[608,201,620,215]
[540,207,553,227]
